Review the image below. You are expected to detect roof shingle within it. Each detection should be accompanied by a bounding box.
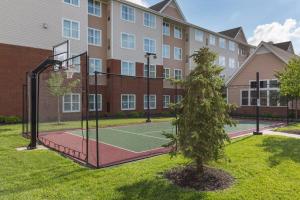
[219,27,242,39]
[273,41,292,51]
[149,0,171,12]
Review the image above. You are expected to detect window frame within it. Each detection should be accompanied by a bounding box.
[144,95,157,110]
[121,60,136,77]
[121,94,136,111]
[121,32,136,50]
[120,4,135,23]
[219,56,226,67]
[62,18,80,40]
[143,64,156,78]
[195,29,204,42]
[63,0,80,7]
[229,41,235,51]
[163,68,170,79]
[219,38,226,49]
[174,69,183,80]
[163,22,170,36]
[163,95,171,108]
[88,27,102,46]
[89,58,102,75]
[88,0,102,17]
[174,47,182,60]
[143,12,156,29]
[209,34,216,46]
[174,26,182,39]
[143,37,156,53]
[89,94,103,111]
[162,44,170,59]
[63,93,81,113]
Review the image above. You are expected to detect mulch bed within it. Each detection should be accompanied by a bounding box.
[164,165,234,191]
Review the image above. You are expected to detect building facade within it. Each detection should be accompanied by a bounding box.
[0,0,255,118]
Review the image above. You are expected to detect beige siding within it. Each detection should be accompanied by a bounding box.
[0,0,88,53]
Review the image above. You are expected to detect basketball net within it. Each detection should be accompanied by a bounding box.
[66,64,79,79]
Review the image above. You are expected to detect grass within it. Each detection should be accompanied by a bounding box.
[1,123,300,199]
[274,122,300,134]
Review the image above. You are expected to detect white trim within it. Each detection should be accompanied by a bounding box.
[163,95,171,108]
[162,22,170,36]
[174,26,182,39]
[121,60,136,76]
[63,0,80,7]
[162,44,170,59]
[88,27,102,46]
[194,29,204,42]
[120,3,136,23]
[89,94,103,111]
[143,12,156,29]
[143,64,157,78]
[163,67,171,79]
[143,37,157,53]
[174,47,182,60]
[144,95,157,110]
[62,18,80,40]
[88,0,102,17]
[63,93,81,113]
[174,69,183,80]
[121,94,136,111]
[121,32,136,50]
[89,58,103,75]
[159,0,187,21]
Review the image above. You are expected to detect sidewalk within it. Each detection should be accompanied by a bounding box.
[263,130,300,139]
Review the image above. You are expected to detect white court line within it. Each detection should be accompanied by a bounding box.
[64,131,139,153]
[105,127,170,141]
[142,129,173,134]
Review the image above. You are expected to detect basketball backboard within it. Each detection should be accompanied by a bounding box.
[53,40,69,70]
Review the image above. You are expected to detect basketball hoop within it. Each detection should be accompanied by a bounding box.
[66,64,78,79]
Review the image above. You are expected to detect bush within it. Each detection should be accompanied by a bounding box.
[115,112,127,119]
[0,116,22,124]
[161,111,172,117]
[128,112,140,118]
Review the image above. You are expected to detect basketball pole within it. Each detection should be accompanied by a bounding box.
[253,72,262,135]
[94,71,100,168]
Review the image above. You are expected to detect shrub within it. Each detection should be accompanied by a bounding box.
[128,112,140,118]
[115,112,127,118]
[0,116,22,124]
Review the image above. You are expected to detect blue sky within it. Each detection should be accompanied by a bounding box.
[131,0,300,53]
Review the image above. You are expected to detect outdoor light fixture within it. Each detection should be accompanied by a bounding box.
[145,52,157,123]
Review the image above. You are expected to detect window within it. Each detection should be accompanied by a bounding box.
[229,58,235,69]
[163,22,170,36]
[64,0,80,6]
[219,56,226,67]
[270,80,279,88]
[269,90,279,106]
[144,95,157,109]
[89,58,102,75]
[89,94,102,111]
[121,33,135,49]
[144,64,156,78]
[241,90,249,106]
[163,95,171,108]
[63,93,80,113]
[195,29,204,42]
[144,12,156,28]
[174,69,182,80]
[250,91,257,106]
[209,34,216,45]
[174,47,182,60]
[260,91,268,106]
[250,80,268,89]
[144,38,156,53]
[70,54,81,72]
[229,41,235,51]
[121,61,135,76]
[163,68,170,79]
[88,28,101,46]
[88,0,101,17]
[121,4,135,22]
[163,44,170,58]
[121,94,136,110]
[219,38,226,49]
[175,95,183,103]
[63,19,80,39]
[174,26,182,39]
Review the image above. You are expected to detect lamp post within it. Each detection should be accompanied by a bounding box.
[145,52,157,123]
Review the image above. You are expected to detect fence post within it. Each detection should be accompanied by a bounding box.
[253,72,262,135]
[94,71,100,168]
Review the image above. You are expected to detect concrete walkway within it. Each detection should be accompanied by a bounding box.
[263,130,300,139]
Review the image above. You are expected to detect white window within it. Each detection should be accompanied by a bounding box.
[121,61,135,76]
[89,58,102,75]
[64,0,80,7]
[144,64,156,78]
[121,4,135,22]
[175,95,183,103]
[174,47,182,60]
[219,38,226,49]
[163,68,170,79]
[241,90,249,106]
[88,0,101,17]
[63,19,80,40]
[63,93,80,113]
[174,69,182,80]
[121,33,135,49]
[163,22,170,36]
[229,41,235,51]
[70,54,81,73]
[209,34,216,46]
[89,94,102,111]
[163,95,171,108]
[229,58,235,69]
[219,56,226,67]
[144,38,156,53]
[144,95,157,109]
[144,12,156,28]
[174,26,182,39]
[163,44,170,58]
[88,28,101,46]
[195,29,204,42]
[121,94,136,110]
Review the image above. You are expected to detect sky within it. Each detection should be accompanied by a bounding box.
[128,0,300,54]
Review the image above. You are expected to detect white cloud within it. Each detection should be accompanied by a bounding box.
[125,0,149,7]
[248,19,300,54]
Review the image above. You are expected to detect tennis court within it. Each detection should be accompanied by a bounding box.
[38,119,282,167]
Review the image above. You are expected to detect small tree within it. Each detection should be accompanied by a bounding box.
[164,48,235,174]
[277,57,300,119]
[47,72,79,124]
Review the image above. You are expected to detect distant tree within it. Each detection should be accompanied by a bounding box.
[164,47,235,174]
[277,57,300,119]
[47,72,79,124]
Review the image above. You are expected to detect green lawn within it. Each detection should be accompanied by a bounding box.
[274,122,300,134]
[1,124,300,199]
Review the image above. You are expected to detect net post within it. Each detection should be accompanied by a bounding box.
[94,71,100,168]
[146,56,151,123]
[29,72,37,149]
[22,84,26,136]
[253,72,262,135]
[85,53,90,166]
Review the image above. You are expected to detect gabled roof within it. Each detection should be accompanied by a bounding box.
[149,0,170,11]
[149,0,186,21]
[274,41,294,53]
[219,27,242,38]
[226,41,297,86]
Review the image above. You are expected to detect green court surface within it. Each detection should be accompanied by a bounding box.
[68,120,276,153]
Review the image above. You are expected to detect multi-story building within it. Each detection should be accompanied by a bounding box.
[0,0,255,118]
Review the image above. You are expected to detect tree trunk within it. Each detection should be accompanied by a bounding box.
[57,96,61,124]
[196,158,204,175]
